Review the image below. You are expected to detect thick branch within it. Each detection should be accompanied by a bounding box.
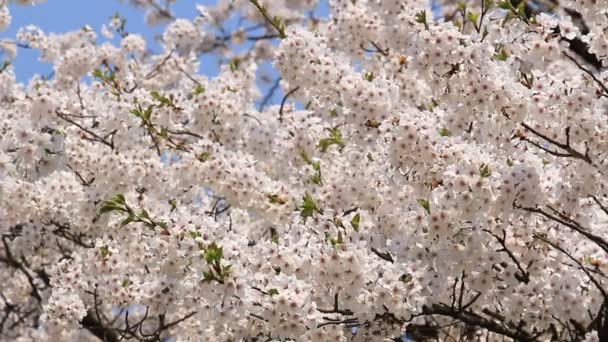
[81,310,120,342]
[516,204,608,254]
[422,303,537,341]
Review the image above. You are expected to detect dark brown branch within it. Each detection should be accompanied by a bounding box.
[484,229,530,283]
[145,0,175,20]
[56,110,114,149]
[371,247,394,263]
[590,196,608,216]
[520,123,592,165]
[317,293,354,316]
[81,310,120,342]
[145,49,174,79]
[563,52,608,97]
[164,128,204,140]
[278,86,299,123]
[360,41,389,56]
[533,234,607,300]
[516,203,608,254]
[258,77,281,111]
[162,311,197,330]
[1,236,42,302]
[422,303,537,341]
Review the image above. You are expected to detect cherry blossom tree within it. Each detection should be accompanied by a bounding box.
[0,0,607,341]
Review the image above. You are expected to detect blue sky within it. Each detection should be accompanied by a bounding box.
[1,0,329,85]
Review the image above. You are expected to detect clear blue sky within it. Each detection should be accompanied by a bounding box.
[1,0,329,84]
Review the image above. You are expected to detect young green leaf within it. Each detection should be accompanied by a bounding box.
[229,57,241,71]
[350,213,361,231]
[479,164,492,178]
[318,127,345,152]
[100,246,110,258]
[300,192,321,220]
[417,198,431,214]
[494,48,509,61]
[270,227,279,244]
[415,11,429,30]
[196,152,211,162]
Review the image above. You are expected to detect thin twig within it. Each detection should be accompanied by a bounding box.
[278,86,299,123]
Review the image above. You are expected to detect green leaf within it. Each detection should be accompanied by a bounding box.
[168,199,178,212]
[221,264,232,277]
[143,106,153,121]
[506,158,513,167]
[92,68,104,79]
[193,85,205,95]
[196,152,211,162]
[415,11,429,30]
[329,231,344,247]
[204,242,223,264]
[350,213,361,231]
[99,194,127,214]
[300,151,322,185]
[202,270,216,283]
[270,227,279,244]
[439,128,450,137]
[516,1,526,17]
[100,246,110,258]
[497,0,513,10]
[139,208,151,220]
[99,202,122,214]
[417,198,431,214]
[467,11,480,24]
[494,48,509,61]
[268,288,279,296]
[122,279,131,288]
[333,217,345,229]
[151,91,172,107]
[329,108,338,117]
[364,72,374,82]
[159,127,169,139]
[399,273,413,284]
[300,192,321,220]
[299,149,312,164]
[229,57,241,71]
[249,0,286,38]
[130,104,153,122]
[479,164,492,178]
[318,127,345,152]
[318,139,332,152]
[457,0,466,11]
[0,61,11,73]
[119,215,135,227]
[130,107,142,118]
